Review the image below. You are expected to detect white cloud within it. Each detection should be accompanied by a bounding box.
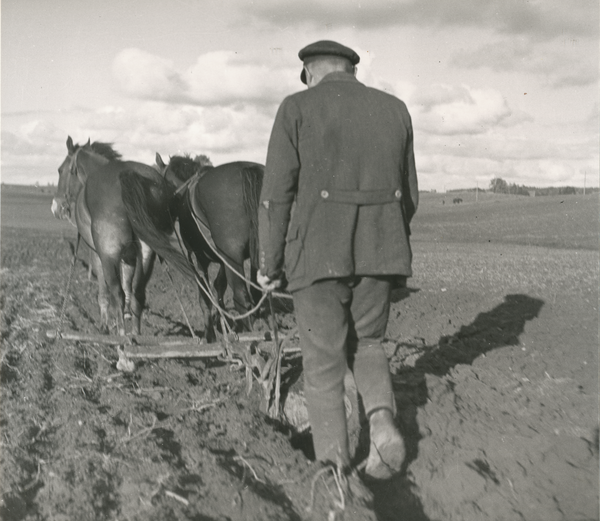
[412,113,599,191]
[416,152,597,191]
[1,119,70,183]
[83,101,276,166]
[242,0,598,40]
[506,158,598,187]
[2,120,65,155]
[451,38,599,89]
[409,84,512,135]
[584,102,599,131]
[112,49,186,102]
[1,101,276,185]
[3,101,596,190]
[1,121,72,185]
[112,48,300,107]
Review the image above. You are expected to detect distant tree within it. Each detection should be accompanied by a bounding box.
[508,183,530,196]
[194,154,213,167]
[560,186,576,195]
[490,177,508,193]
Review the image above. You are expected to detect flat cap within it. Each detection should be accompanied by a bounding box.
[298,40,360,84]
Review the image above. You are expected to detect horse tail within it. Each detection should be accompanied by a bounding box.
[241,165,264,267]
[119,170,196,281]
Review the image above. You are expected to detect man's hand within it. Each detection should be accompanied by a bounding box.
[257,271,282,292]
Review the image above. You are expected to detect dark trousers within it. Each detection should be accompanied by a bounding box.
[293,276,395,465]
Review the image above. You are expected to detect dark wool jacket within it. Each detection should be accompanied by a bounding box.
[258,71,418,292]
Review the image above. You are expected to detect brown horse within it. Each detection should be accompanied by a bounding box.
[119,154,264,341]
[51,136,171,335]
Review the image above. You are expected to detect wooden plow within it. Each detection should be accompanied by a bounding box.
[45,329,299,359]
[45,327,300,419]
[53,209,298,418]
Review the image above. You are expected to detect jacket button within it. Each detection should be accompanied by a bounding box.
[321,190,329,199]
[395,190,401,199]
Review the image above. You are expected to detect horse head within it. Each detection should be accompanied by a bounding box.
[155,152,184,190]
[156,153,212,195]
[52,137,120,223]
[51,136,88,224]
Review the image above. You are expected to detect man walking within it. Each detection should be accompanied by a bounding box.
[258,40,418,481]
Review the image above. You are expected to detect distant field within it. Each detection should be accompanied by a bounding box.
[1,185,598,250]
[412,191,599,250]
[1,184,75,234]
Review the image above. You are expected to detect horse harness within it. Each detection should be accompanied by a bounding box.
[59,147,83,213]
[174,173,272,324]
[181,174,238,269]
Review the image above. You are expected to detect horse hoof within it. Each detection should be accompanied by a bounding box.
[99,325,109,335]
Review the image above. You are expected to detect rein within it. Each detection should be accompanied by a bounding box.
[181,176,291,301]
[168,176,283,326]
[55,233,81,338]
[173,221,269,322]
[173,173,200,196]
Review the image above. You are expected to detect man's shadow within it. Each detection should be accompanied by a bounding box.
[367,293,545,521]
[272,291,544,520]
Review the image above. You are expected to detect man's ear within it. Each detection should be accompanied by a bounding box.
[304,66,312,85]
[353,66,357,77]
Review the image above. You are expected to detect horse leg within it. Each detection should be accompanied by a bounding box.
[121,261,134,320]
[92,224,127,336]
[101,256,126,335]
[225,263,255,332]
[194,256,216,342]
[129,241,156,335]
[212,263,234,337]
[91,252,111,334]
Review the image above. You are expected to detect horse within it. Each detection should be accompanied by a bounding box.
[51,136,172,335]
[119,154,264,341]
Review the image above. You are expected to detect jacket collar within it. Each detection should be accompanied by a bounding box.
[318,71,360,85]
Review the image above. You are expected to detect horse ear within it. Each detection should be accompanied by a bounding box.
[86,138,91,147]
[67,136,75,154]
[156,153,165,169]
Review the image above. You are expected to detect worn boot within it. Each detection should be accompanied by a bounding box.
[365,408,405,480]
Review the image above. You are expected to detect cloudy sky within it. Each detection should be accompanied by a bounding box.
[2,0,598,191]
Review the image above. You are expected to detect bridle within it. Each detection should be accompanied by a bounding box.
[61,147,84,211]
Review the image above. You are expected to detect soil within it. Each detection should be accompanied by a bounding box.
[1,196,598,521]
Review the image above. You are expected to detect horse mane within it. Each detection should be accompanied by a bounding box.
[168,155,213,182]
[90,142,122,161]
[71,140,122,161]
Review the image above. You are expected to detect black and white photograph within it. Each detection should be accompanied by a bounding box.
[2,1,598,520]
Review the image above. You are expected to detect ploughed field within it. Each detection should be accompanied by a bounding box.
[1,185,598,521]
